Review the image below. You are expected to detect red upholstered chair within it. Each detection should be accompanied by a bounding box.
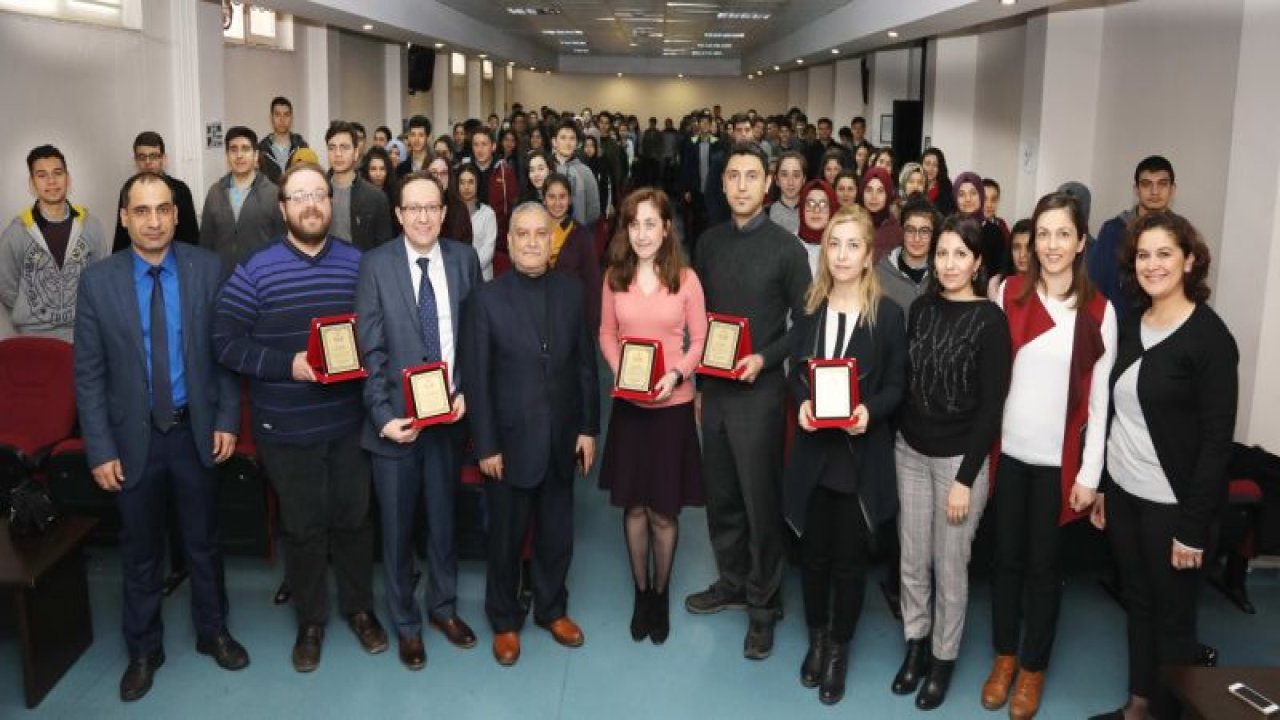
[214,385,273,558]
[0,337,76,504]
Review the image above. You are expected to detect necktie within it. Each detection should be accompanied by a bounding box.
[417,257,442,362]
[148,266,174,432]
[833,312,847,359]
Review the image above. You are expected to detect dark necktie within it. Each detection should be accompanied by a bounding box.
[833,311,847,359]
[148,266,174,432]
[417,257,442,362]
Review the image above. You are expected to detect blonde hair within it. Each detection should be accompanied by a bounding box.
[803,205,882,326]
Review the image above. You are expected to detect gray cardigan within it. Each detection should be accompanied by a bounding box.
[199,172,285,277]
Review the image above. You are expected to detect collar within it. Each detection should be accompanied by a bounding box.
[283,235,333,263]
[130,244,177,281]
[31,201,78,225]
[404,236,444,267]
[731,210,768,233]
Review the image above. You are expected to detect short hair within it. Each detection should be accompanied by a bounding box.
[851,116,867,128]
[1133,155,1175,185]
[225,126,258,148]
[375,125,393,139]
[276,162,332,201]
[775,150,807,175]
[724,142,768,173]
[471,127,494,143]
[1010,218,1033,237]
[133,131,166,154]
[455,162,481,186]
[407,115,432,135]
[397,171,444,203]
[929,217,986,296]
[26,145,67,174]
[729,112,752,128]
[270,96,293,112]
[982,178,1001,194]
[543,172,572,198]
[117,171,172,211]
[555,119,582,142]
[509,200,552,229]
[351,122,366,138]
[817,117,833,128]
[900,196,939,231]
[325,121,357,144]
[1120,211,1211,309]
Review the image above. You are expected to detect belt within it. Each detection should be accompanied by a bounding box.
[154,406,190,430]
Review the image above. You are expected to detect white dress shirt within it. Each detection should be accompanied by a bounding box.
[404,238,456,387]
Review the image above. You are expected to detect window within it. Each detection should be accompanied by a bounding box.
[0,0,141,29]
[451,52,465,76]
[223,2,292,50]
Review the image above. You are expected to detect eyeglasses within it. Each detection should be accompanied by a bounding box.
[134,152,163,163]
[285,189,330,205]
[804,199,830,210]
[401,203,444,217]
[903,226,933,238]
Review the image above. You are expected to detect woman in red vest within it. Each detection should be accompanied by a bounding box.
[984,191,1117,720]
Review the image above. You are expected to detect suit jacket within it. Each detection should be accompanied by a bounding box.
[199,172,285,278]
[461,270,599,489]
[73,243,240,484]
[782,298,906,535]
[356,236,482,457]
[344,175,395,251]
[679,135,728,224]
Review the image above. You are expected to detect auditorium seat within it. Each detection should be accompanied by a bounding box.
[0,337,77,511]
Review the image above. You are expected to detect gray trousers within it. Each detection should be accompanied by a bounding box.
[895,434,989,661]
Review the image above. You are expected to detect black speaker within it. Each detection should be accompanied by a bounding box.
[408,46,435,93]
[892,100,924,165]
[860,58,870,106]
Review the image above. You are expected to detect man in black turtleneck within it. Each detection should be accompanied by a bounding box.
[462,201,599,667]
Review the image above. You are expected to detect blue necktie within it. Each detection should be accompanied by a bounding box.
[148,266,174,432]
[417,257,441,362]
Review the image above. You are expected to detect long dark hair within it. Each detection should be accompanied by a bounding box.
[922,147,954,215]
[361,146,398,207]
[606,187,685,294]
[927,216,986,296]
[1018,191,1096,308]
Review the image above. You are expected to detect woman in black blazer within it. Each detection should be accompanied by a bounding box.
[1090,212,1238,720]
[783,205,907,706]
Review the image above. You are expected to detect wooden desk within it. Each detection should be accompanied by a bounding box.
[1163,666,1280,720]
[0,515,97,708]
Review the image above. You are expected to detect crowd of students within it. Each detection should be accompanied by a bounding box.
[0,98,1239,720]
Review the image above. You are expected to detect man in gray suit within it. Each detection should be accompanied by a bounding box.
[74,172,248,702]
[355,174,482,670]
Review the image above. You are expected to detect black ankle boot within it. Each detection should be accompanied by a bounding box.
[630,586,651,642]
[649,587,670,645]
[818,638,850,705]
[800,628,827,688]
[891,637,930,695]
[915,656,954,710]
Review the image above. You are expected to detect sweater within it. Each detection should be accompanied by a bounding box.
[599,267,708,408]
[899,294,1011,485]
[876,247,929,318]
[200,172,286,278]
[212,237,365,445]
[693,213,810,391]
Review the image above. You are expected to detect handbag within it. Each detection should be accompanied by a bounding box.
[8,479,57,536]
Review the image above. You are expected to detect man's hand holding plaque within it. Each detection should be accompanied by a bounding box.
[306,314,369,383]
[696,313,753,379]
[403,362,461,429]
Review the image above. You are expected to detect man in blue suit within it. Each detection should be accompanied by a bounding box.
[356,174,482,670]
[73,172,249,702]
[462,201,599,667]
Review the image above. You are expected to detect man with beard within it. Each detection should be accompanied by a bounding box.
[325,121,392,250]
[213,163,387,672]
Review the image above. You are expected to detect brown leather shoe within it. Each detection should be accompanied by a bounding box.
[492,632,521,666]
[292,625,324,673]
[430,616,478,649]
[981,654,1017,710]
[1008,669,1044,719]
[347,612,389,654]
[538,616,585,648]
[398,634,426,671]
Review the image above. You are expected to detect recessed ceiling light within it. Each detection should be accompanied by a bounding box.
[678,73,684,78]
[617,72,623,77]
[529,66,536,71]
[560,40,587,45]
[1001,0,1017,4]
[478,53,488,59]
[831,48,840,54]
[747,74,754,80]
[667,2,718,7]
[697,42,732,48]
[629,42,638,47]
[546,70,551,74]
[887,30,899,38]
[717,11,769,20]
[796,58,804,64]
[772,64,780,71]
[434,42,444,48]
[508,61,515,66]
[541,29,584,36]
[362,24,373,31]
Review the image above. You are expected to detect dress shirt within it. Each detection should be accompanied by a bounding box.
[132,248,187,408]
[404,238,455,385]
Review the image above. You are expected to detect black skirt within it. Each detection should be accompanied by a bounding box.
[599,399,704,516]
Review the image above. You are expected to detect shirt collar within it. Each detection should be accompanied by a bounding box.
[131,244,177,281]
[732,210,768,234]
[404,236,443,266]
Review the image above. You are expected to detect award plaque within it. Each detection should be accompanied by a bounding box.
[612,337,665,401]
[307,314,369,383]
[696,313,753,379]
[808,358,860,428]
[403,362,457,428]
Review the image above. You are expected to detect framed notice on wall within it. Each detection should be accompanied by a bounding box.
[879,114,894,145]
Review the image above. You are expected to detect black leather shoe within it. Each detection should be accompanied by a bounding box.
[892,637,931,695]
[915,656,954,710]
[819,638,850,705]
[649,587,670,645]
[347,612,389,654]
[430,615,478,649]
[630,585,651,642]
[743,616,775,660]
[684,582,747,614]
[292,624,324,673]
[800,628,827,688]
[120,649,165,702]
[196,632,250,670]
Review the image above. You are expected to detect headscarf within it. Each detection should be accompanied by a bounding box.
[386,139,408,167]
[799,179,838,244]
[952,171,984,219]
[290,147,319,167]
[858,167,897,227]
[898,162,925,198]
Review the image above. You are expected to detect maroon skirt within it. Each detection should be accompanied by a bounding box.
[598,399,704,516]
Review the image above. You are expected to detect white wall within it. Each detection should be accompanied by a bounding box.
[869,49,911,149]
[334,31,388,133]
[832,58,866,130]
[928,35,978,173]
[512,70,790,121]
[224,45,303,135]
[805,65,835,122]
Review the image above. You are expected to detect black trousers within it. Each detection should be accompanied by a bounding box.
[484,465,574,633]
[991,454,1063,671]
[117,423,227,657]
[1108,485,1211,720]
[258,432,374,627]
[801,486,871,643]
[700,380,786,620]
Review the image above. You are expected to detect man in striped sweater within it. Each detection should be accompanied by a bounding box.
[212,163,388,673]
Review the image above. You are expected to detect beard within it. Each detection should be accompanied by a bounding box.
[286,210,329,245]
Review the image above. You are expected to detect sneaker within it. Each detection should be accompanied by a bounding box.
[684,582,747,615]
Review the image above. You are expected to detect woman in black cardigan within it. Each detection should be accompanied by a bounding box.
[1089,211,1238,720]
[783,205,906,706]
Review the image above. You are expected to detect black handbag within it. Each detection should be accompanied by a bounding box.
[9,479,57,536]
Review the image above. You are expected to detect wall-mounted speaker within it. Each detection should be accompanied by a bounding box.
[408,46,435,93]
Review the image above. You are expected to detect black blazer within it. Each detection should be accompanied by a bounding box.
[783,297,907,535]
[1105,302,1238,549]
[346,176,395,251]
[461,270,600,489]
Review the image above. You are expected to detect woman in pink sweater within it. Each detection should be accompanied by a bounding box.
[598,187,708,646]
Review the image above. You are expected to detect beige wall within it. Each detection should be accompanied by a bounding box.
[512,70,789,120]
[334,32,387,134]
[224,45,302,138]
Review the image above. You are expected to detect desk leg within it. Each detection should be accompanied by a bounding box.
[16,547,94,708]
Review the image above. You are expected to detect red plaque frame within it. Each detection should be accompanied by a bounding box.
[808,358,860,429]
[307,313,369,384]
[696,313,752,379]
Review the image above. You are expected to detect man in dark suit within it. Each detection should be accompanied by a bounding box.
[462,201,599,667]
[74,172,249,702]
[679,111,728,253]
[355,174,482,670]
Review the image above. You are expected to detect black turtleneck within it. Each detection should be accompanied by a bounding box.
[514,269,550,353]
